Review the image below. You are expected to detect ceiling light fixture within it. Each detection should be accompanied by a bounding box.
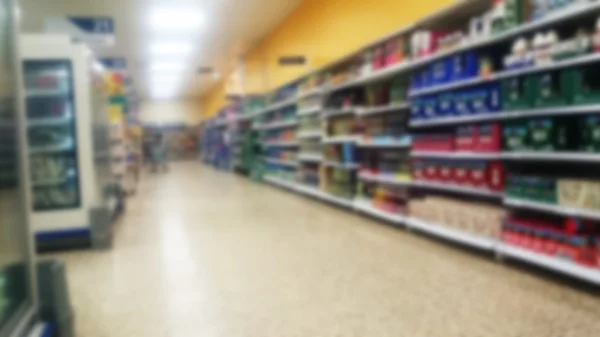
[150,42,192,55]
[149,9,204,31]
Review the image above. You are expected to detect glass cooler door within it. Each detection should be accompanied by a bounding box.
[23,60,80,211]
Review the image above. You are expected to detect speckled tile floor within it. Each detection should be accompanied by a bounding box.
[48,162,599,337]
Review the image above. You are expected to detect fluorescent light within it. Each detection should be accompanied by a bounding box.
[150,62,186,72]
[150,42,192,55]
[149,9,204,31]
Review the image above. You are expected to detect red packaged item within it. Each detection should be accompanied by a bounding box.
[456,126,476,151]
[543,229,561,256]
[412,160,425,181]
[486,161,505,191]
[453,162,469,185]
[385,36,407,66]
[595,237,600,268]
[468,161,487,188]
[439,161,453,182]
[424,161,439,181]
[476,123,501,152]
[556,234,595,266]
[372,46,386,70]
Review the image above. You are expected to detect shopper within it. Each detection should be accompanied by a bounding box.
[151,133,168,172]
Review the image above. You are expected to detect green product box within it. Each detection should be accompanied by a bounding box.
[581,115,600,152]
[501,76,535,110]
[503,121,530,151]
[528,117,577,151]
[389,77,406,104]
[564,67,600,105]
[533,70,571,107]
[531,176,557,204]
[506,175,524,199]
[491,0,523,34]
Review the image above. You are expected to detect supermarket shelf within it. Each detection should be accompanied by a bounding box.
[497,243,600,285]
[29,141,74,154]
[264,175,297,190]
[410,53,600,97]
[264,157,299,167]
[26,88,69,98]
[323,161,359,170]
[297,152,323,162]
[406,217,497,251]
[359,172,412,187]
[263,96,297,114]
[322,135,360,144]
[28,112,73,127]
[502,152,600,162]
[358,138,412,148]
[317,191,355,209]
[297,106,322,116]
[412,180,503,198]
[411,151,502,159]
[356,103,411,117]
[323,107,355,118]
[410,104,600,128]
[296,87,324,100]
[262,139,300,147]
[297,129,323,139]
[254,120,298,131]
[32,177,69,187]
[354,199,406,225]
[504,198,600,221]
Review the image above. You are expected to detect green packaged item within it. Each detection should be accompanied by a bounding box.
[533,70,571,107]
[581,115,600,152]
[491,0,523,34]
[564,67,600,105]
[524,176,557,204]
[506,175,524,199]
[501,76,535,110]
[389,77,406,103]
[528,117,577,151]
[503,121,530,151]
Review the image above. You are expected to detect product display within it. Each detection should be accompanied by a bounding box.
[205,0,600,285]
[409,196,505,239]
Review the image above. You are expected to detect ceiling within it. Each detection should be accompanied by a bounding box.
[18,0,303,99]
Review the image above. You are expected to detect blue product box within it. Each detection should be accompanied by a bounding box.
[422,96,438,119]
[451,52,478,81]
[419,69,432,88]
[342,143,355,163]
[438,93,455,116]
[468,86,488,114]
[410,98,422,120]
[430,58,452,85]
[454,91,470,116]
[486,83,502,112]
[410,74,422,90]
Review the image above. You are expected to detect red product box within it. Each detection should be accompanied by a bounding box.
[372,45,386,70]
[384,37,406,66]
[456,126,477,152]
[468,161,487,188]
[438,161,453,182]
[431,133,454,151]
[595,237,600,268]
[412,160,426,181]
[412,135,428,151]
[423,161,439,181]
[452,162,469,185]
[486,161,505,191]
[476,123,501,152]
[556,235,595,266]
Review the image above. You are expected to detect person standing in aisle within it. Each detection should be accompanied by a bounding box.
[151,133,168,172]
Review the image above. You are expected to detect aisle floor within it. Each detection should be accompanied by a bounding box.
[49,162,599,336]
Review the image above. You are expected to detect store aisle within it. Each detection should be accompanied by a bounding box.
[49,162,598,337]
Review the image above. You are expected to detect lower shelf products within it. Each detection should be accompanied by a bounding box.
[409,196,505,239]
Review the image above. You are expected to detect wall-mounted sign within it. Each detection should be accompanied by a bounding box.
[45,16,115,47]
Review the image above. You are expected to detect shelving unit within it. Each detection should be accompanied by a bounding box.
[203,0,600,285]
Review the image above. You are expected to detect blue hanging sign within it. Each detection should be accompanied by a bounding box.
[45,16,115,47]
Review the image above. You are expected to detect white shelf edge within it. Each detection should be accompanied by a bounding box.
[297,153,323,162]
[297,106,322,116]
[358,139,412,148]
[323,161,359,170]
[498,243,600,285]
[323,107,356,118]
[502,152,600,162]
[412,181,503,198]
[296,88,324,100]
[264,158,299,167]
[411,151,502,159]
[359,173,412,187]
[504,198,600,220]
[410,103,600,127]
[354,199,406,225]
[406,217,497,251]
[356,103,410,116]
[262,140,300,147]
[322,135,360,144]
[255,120,298,131]
[297,130,323,139]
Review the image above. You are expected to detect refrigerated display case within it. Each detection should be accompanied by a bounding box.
[20,34,120,250]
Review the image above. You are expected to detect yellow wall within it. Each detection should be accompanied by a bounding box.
[140,99,203,126]
[202,0,455,118]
